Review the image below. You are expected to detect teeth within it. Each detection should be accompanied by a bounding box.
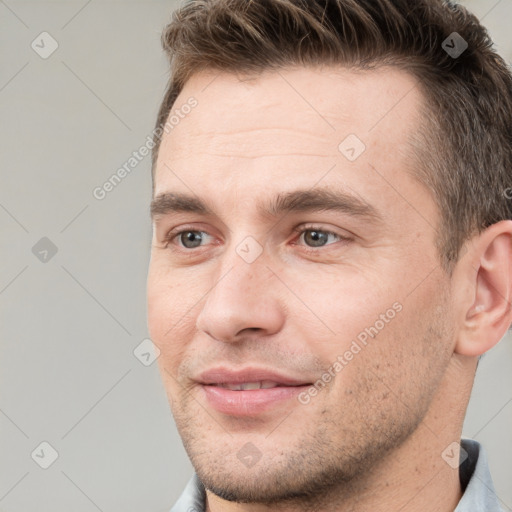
[240,382,261,390]
[260,380,279,389]
[219,381,280,390]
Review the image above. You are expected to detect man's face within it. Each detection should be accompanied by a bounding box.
[147,67,456,503]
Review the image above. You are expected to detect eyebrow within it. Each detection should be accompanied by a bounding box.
[150,188,382,224]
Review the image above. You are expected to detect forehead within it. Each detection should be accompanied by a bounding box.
[156,65,423,168]
[169,65,419,131]
[153,65,433,227]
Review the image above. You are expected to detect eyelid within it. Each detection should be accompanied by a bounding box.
[293,223,351,238]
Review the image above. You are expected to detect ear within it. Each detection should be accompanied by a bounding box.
[454,220,512,356]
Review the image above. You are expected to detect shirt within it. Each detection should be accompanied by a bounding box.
[169,438,504,512]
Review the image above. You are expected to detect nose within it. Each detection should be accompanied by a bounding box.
[195,247,285,344]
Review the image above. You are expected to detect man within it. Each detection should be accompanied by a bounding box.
[146,0,512,510]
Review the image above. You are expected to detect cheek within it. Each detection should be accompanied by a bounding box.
[146,271,170,342]
[291,261,441,390]
[147,264,210,370]
[337,282,452,405]
[320,308,429,420]
[288,268,396,353]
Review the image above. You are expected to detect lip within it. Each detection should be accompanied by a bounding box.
[197,367,313,416]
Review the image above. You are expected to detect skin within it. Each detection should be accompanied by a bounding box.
[146,66,512,511]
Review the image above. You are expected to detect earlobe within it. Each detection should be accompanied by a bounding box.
[455,220,512,357]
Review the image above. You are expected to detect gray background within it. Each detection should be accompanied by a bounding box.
[0,1,511,511]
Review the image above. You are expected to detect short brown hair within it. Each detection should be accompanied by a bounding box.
[152,0,512,272]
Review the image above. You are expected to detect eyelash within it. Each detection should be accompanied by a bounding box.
[162,224,350,253]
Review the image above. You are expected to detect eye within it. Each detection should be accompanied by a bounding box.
[164,229,214,250]
[179,230,205,249]
[301,229,337,247]
[162,225,349,254]
[294,225,349,250]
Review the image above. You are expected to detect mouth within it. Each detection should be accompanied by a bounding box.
[209,380,305,391]
[197,368,313,416]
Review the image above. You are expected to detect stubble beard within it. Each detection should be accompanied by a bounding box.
[170,380,431,509]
